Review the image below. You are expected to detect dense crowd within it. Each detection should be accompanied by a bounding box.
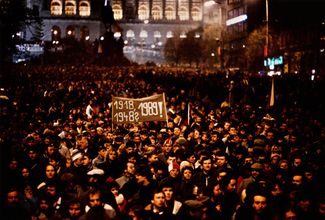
[0,64,324,220]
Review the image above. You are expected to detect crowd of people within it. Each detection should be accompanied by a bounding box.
[0,63,324,220]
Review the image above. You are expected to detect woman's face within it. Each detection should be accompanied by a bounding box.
[183,169,192,180]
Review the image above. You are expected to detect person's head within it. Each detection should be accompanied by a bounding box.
[215,152,228,168]
[67,199,83,219]
[5,188,20,207]
[216,168,228,182]
[135,165,152,185]
[291,172,304,189]
[125,161,136,176]
[107,148,118,161]
[270,181,285,197]
[168,161,180,178]
[250,163,263,178]
[87,188,103,208]
[27,149,38,160]
[212,182,223,198]
[279,159,289,171]
[182,166,194,181]
[292,156,303,168]
[160,181,174,201]
[71,149,84,167]
[82,153,92,167]
[184,199,207,219]
[252,194,268,214]
[147,151,159,164]
[201,156,213,173]
[109,181,120,197]
[77,135,89,151]
[151,189,166,210]
[45,182,58,197]
[224,176,237,193]
[45,164,56,179]
[284,208,298,220]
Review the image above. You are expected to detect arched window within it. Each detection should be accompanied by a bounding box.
[51,0,62,15]
[79,0,90,17]
[191,7,201,21]
[51,26,61,41]
[65,0,76,16]
[66,26,75,38]
[151,6,162,20]
[165,6,175,20]
[178,6,189,20]
[126,30,135,39]
[112,4,123,20]
[139,30,148,39]
[166,31,174,38]
[154,31,161,38]
[80,26,89,41]
[138,5,149,20]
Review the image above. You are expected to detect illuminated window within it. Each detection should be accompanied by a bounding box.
[51,0,62,15]
[191,7,201,21]
[166,31,173,38]
[65,0,76,15]
[139,30,148,39]
[178,6,189,20]
[138,5,149,20]
[80,26,89,41]
[66,26,75,38]
[165,6,175,20]
[79,1,90,17]
[126,30,135,38]
[112,4,123,20]
[152,6,162,20]
[52,26,61,41]
[154,31,161,38]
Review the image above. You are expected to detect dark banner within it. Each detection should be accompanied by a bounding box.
[112,94,167,124]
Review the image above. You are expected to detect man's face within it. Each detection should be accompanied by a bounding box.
[152,192,166,209]
[82,155,92,166]
[6,191,19,206]
[292,175,303,187]
[252,195,267,213]
[187,155,196,164]
[202,159,212,171]
[126,162,136,175]
[68,203,81,217]
[162,187,174,201]
[89,192,102,207]
[45,165,56,179]
[78,137,88,150]
[167,156,176,165]
[135,174,146,185]
[216,156,226,167]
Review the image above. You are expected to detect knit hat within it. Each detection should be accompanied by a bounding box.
[168,161,180,172]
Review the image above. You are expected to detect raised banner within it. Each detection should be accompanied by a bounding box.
[112,94,167,124]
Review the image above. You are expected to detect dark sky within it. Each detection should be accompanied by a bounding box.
[270,0,325,26]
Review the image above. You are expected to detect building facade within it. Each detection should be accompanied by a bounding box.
[25,0,206,47]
